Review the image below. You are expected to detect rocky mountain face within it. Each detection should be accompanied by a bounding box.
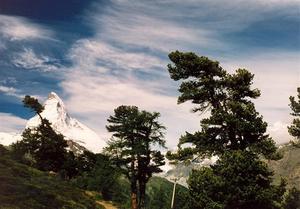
[268,143,300,190]
[0,92,106,153]
[162,143,300,188]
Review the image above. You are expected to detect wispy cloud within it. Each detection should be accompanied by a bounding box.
[0,15,53,41]
[0,113,26,133]
[0,85,23,98]
[61,39,299,147]
[69,39,165,72]
[88,0,299,54]
[62,63,200,149]
[13,48,61,72]
[0,84,44,101]
[60,33,204,149]
[1,0,298,149]
[95,13,219,52]
[222,51,300,124]
[57,0,299,148]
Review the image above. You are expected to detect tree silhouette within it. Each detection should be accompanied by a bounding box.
[166,51,285,208]
[12,95,67,172]
[105,105,165,209]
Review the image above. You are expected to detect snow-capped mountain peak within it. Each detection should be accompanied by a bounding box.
[26,92,106,153]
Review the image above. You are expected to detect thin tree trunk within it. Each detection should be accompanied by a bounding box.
[138,181,146,209]
[131,174,138,209]
[131,156,138,209]
[131,189,138,209]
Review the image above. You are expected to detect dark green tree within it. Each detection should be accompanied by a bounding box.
[136,110,165,209]
[23,95,44,118]
[72,153,121,200]
[288,87,300,141]
[12,96,68,172]
[166,51,285,208]
[105,105,165,209]
[188,151,285,209]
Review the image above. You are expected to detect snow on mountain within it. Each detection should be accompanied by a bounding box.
[26,92,106,153]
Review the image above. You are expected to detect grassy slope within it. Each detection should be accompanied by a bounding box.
[269,144,300,189]
[0,146,103,209]
[7,141,299,208]
[0,144,188,209]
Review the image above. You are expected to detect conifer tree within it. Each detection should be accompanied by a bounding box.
[105,105,165,209]
[166,51,285,209]
[12,95,67,172]
[288,87,300,140]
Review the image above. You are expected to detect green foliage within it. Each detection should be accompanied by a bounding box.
[105,105,166,208]
[166,51,285,208]
[11,96,68,172]
[12,120,68,172]
[167,51,277,160]
[1,144,188,209]
[23,95,44,116]
[72,153,121,200]
[288,87,300,140]
[188,151,286,209]
[0,146,102,209]
[61,150,98,179]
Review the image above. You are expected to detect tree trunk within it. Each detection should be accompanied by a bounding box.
[138,181,146,209]
[131,189,138,209]
[131,157,138,209]
[131,174,138,209]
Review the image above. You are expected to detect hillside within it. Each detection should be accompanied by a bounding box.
[0,144,188,209]
[0,145,104,209]
[269,143,300,190]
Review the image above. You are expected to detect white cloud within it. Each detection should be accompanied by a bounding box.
[59,0,300,145]
[88,0,299,54]
[222,51,300,126]
[88,1,226,53]
[61,43,299,147]
[0,85,23,98]
[69,39,164,72]
[61,37,203,149]
[0,84,43,100]
[268,121,291,144]
[0,15,53,41]
[56,0,299,149]
[62,70,200,149]
[0,113,26,133]
[13,48,60,72]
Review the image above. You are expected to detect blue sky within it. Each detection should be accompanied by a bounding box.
[0,0,299,148]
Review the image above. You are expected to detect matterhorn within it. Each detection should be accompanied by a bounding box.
[1,92,106,153]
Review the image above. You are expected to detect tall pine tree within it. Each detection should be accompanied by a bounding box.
[166,51,285,209]
[105,105,165,209]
